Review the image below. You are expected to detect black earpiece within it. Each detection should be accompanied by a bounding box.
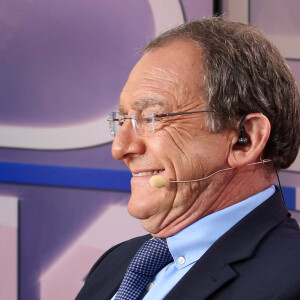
[237,114,248,145]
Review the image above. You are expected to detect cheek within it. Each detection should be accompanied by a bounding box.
[168,136,207,177]
[147,129,226,179]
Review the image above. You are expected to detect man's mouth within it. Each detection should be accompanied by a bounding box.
[133,170,164,177]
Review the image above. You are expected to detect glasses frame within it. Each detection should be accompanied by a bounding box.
[107,110,215,137]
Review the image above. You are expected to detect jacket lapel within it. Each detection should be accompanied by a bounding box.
[77,235,151,300]
[165,189,288,300]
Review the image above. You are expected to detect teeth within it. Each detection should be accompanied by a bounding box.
[134,170,163,177]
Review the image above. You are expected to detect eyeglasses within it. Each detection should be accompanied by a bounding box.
[107,110,215,137]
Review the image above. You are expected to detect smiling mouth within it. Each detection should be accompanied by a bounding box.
[133,170,164,177]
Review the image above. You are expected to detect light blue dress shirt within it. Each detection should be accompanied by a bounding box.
[112,186,275,300]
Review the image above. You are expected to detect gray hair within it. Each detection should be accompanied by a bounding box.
[143,17,300,170]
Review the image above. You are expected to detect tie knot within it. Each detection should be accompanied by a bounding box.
[128,238,173,276]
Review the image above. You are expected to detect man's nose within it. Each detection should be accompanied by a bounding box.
[111,121,146,160]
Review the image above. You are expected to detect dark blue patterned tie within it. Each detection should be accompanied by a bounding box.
[115,238,173,300]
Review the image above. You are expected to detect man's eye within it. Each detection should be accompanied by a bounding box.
[144,117,153,124]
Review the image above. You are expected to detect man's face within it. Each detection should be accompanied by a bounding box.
[112,40,232,237]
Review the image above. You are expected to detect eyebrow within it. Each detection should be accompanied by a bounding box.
[118,98,170,113]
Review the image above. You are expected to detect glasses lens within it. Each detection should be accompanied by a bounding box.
[107,112,123,137]
[107,111,155,137]
[134,111,155,135]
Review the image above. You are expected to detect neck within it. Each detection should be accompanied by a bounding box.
[149,166,275,238]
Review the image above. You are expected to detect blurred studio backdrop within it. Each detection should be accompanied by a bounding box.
[0,0,300,299]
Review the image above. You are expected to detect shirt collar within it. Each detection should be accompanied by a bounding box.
[166,186,275,269]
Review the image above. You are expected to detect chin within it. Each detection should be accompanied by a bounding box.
[128,183,161,217]
[127,194,152,220]
[140,219,172,238]
[139,217,162,236]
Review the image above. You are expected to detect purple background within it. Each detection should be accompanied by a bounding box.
[0,182,129,299]
[0,0,153,127]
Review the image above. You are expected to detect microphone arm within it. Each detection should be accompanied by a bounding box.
[150,159,272,188]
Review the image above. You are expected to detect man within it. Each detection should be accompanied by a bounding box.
[76,18,300,300]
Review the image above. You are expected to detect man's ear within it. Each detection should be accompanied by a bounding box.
[228,113,271,168]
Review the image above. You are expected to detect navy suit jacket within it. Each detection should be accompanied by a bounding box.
[76,190,300,300]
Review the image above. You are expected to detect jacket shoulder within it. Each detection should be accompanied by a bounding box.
[75,234,151,300]
[85,234,151,280]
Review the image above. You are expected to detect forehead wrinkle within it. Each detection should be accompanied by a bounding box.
[141,69,185,109]
[143,67,198,104]
[143,67,182,86]
[139,81,178,101]
[119,63,200,114]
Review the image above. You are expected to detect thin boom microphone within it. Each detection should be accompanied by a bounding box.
[149,159,272,188]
